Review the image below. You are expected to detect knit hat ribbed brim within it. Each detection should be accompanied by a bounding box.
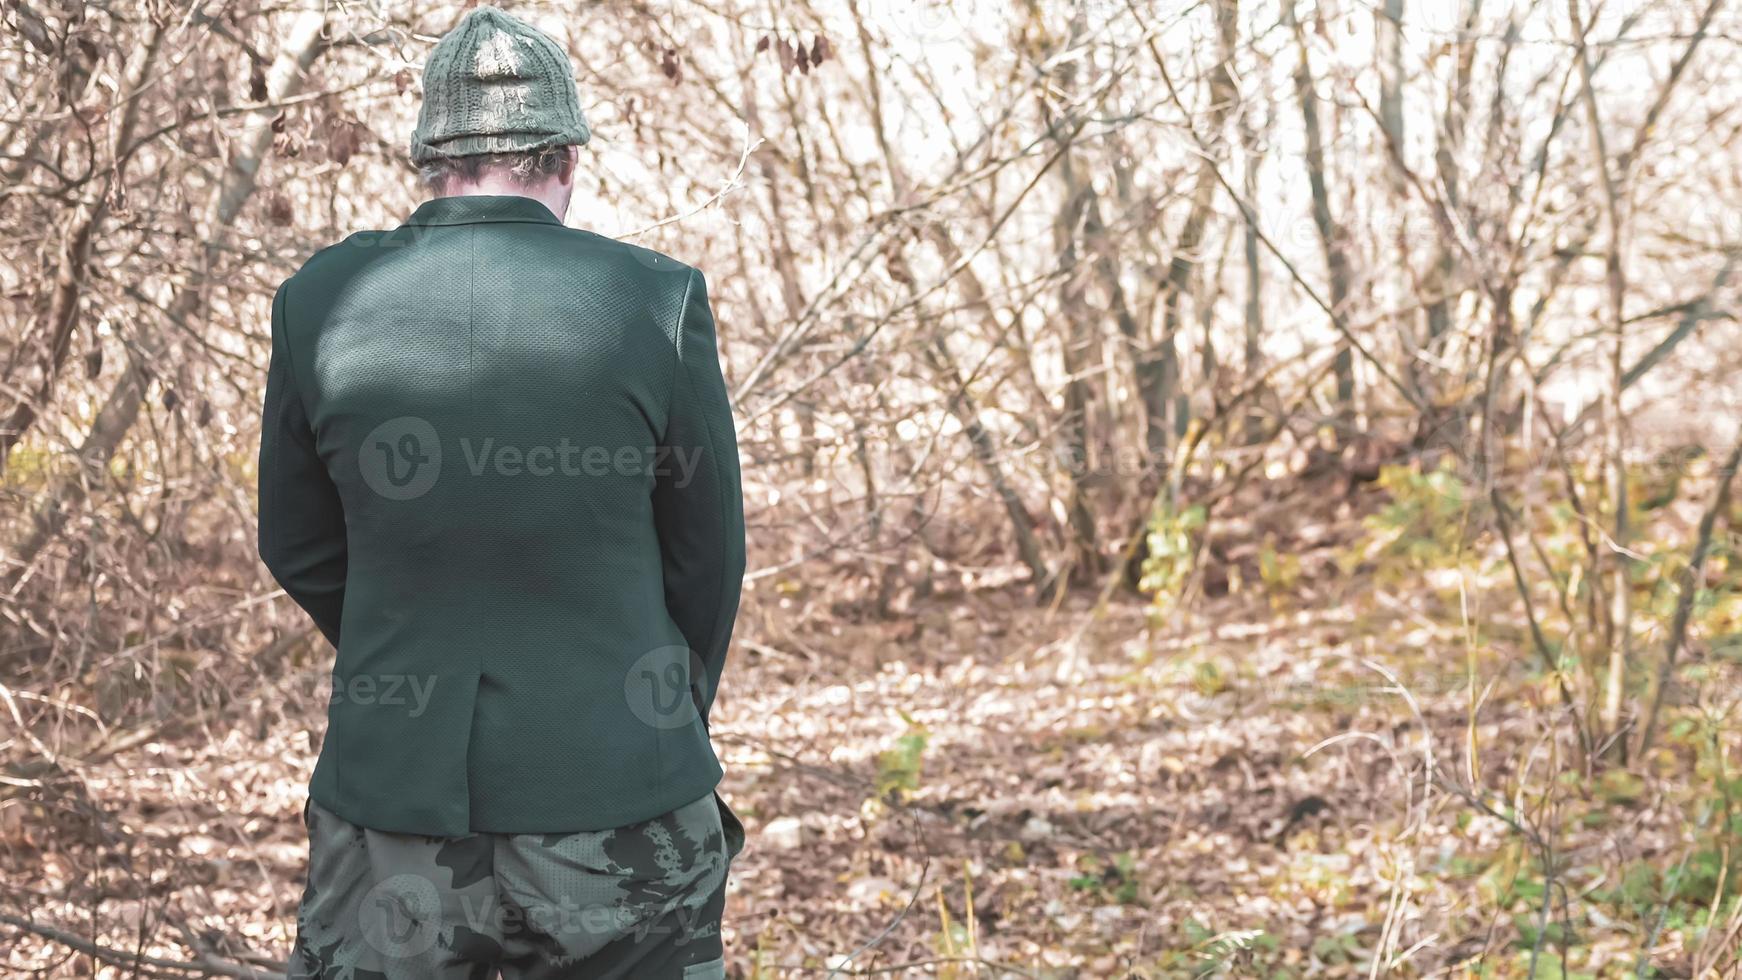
[410,6,591,164]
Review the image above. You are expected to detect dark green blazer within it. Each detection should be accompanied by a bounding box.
[257,195,745,836]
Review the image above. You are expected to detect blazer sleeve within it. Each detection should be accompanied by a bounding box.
[257,280,348,647]
[652,269,746,723]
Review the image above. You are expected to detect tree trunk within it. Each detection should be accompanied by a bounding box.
[1284,0,1357,427]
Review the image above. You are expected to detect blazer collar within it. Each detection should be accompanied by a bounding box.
[406,194,563,228]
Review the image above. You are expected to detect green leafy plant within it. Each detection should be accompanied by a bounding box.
[875,712,929,802]
[1068,851,1143,905]
[1140,502,1206,615]
[1348,460,1487,575]
[1179,918,1277,978]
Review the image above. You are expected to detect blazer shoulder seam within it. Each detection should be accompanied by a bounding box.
[663,266,700,442]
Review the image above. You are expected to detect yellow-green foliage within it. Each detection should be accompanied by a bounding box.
[1139,501,1205,614]
[1349,461,1486,576]
[3,444,58,487]
[1689,531,1742,661]
[1257,532,1301,610]
[875,713,929,802]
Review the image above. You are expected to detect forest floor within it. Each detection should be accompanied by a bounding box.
[0,550,1725,978]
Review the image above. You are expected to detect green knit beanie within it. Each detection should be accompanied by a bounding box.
[409,6,591,164]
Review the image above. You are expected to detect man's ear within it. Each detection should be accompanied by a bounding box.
[558,145,578,185]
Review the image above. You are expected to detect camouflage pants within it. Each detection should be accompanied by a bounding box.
[289,793,741,980]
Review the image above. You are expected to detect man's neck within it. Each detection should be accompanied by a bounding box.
[435,180,570,223]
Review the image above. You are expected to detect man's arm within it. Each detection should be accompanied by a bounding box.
[257,280,348,647]
[652,269,746,723]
